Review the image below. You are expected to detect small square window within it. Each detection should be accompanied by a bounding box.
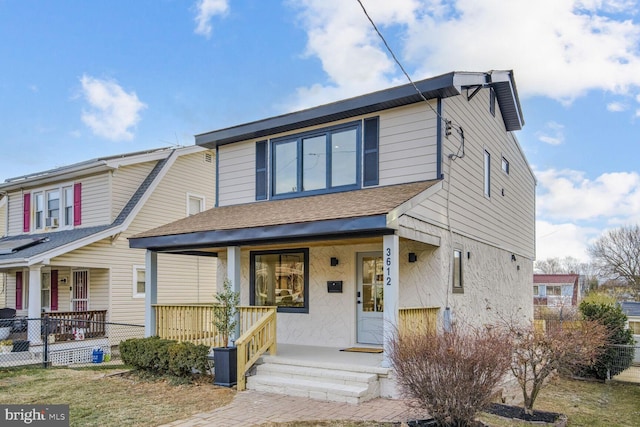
[187,194,205,216]
[133,266,145,298]
[502,157,510,175]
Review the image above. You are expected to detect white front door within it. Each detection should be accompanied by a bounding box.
[356,252,384,345]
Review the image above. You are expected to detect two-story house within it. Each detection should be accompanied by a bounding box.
[533,273,581,310]
[0,146,217,345]
[130,70,536,400]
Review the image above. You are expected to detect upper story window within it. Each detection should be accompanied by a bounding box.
[24,182,82,232]
[272,122,361,198]
[187,193,205,216]
[501,156,510,175]
[255,117,379,201]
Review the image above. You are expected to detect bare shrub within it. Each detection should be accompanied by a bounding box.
[389,324,511,426]
[504,318,608,414]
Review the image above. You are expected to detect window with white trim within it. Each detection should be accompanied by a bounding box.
[63,186,73,226]
[133,266,145,298]
[41,271,51,311]
[29,183,79,231]
[187,194,205,216]
[501,156,510,175]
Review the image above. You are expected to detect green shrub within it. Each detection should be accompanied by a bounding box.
[120,336,176,374]
[168,341,210,377]
[579,301,635,379]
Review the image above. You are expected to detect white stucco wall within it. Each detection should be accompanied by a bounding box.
[216,231,532,349]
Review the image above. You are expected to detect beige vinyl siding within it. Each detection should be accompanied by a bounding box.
[218,141,255,206]
[430,89,534,258]
[52,149,217,325]
[379,102,439,185]
[110,162,155,222]
[78,173,111,227]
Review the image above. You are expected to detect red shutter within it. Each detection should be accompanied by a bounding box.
[16,272,23,310]
[51,270,59,311]
[73,183,82,226]
[23,193,31,232]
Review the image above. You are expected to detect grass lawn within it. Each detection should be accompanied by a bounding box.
[0,366,234,427]
[0,368,638,427]
[478,376,640,427]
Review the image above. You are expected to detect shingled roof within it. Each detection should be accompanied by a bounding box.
[129,180,441,250]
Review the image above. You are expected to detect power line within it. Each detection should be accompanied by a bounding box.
[354,0,465,156]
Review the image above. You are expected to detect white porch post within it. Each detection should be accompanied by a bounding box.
[227,246,241,343]
[382,234,399,368]
[27,264,43,344]
[144,250,158,337]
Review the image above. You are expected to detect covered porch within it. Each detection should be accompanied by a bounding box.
[129,181,445,396]
[150,302,438,391]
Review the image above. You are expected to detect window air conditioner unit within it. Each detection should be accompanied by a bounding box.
[45,217,59,228]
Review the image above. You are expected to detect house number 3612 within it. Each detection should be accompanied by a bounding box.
[385,248,392,286]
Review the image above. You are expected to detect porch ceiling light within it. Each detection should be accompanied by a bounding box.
[408,253,417,263]
[330,257,339,267]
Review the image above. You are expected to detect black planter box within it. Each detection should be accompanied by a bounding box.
[212,346,237,387]
[12,340,30,352]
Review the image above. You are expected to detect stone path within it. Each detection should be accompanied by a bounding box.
[160,391,428,426]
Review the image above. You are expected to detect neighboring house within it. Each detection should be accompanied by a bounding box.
[533,274,580,308]
[130,70,536,398]
[0,195,5,308]
[620,301,640,364]
[0,146,217,343]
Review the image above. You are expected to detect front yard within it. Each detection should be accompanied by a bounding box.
[0,367,234,427]
[0,367,638,426]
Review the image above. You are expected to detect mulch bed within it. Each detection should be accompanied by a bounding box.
[485,403,566,424]
[407,403,566,426]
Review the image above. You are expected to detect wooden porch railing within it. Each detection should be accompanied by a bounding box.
[153,304,277,347]
[235,307,277,391]
[398,306,439,336]
[42,310,108,342]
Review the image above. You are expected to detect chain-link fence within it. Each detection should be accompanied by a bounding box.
[608,343,640,382]
[0,317,144,368]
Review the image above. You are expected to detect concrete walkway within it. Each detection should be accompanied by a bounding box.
[160,390,429,427]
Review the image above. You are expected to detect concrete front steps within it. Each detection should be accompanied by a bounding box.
[246,355,389,404]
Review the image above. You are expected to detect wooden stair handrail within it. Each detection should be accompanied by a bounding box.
[235,307,277,391]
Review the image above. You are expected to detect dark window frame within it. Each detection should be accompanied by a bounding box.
[452,249,464,293]
[270,121,362,199]
[250,248,310,313]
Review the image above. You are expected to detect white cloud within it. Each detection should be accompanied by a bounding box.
[536,121,565,145]
[535,220,596,261]
[79,75,147,141]
[194,0,229,38]
[287,0,640,110]
[284,0,419,110]
[536,168,640,222]
[606,101,627,112]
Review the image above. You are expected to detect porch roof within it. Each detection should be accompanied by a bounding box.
[129,180,441,252]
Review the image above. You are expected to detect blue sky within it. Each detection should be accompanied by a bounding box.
[1,0,639,263]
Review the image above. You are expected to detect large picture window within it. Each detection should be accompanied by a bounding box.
[250,249,309,313]
[272,123,360,198]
